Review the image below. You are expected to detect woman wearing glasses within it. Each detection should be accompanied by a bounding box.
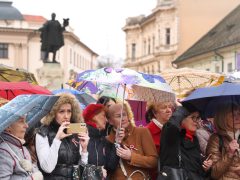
[159,105,212,180]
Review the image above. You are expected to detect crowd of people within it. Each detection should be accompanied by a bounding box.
[0,92,240,180]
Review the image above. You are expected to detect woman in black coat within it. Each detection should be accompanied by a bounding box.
[83,103,120,178]
[159,106,212,180]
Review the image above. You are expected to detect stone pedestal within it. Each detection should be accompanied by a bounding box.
[36,63,64,90]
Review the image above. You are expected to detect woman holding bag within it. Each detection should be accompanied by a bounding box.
[159,105,212,180]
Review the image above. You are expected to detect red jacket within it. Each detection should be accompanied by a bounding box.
[146,121,162,180]
[146,121,161,153]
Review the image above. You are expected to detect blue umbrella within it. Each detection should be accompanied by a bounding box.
[0,94,59,133]
[52,88,96,108]
[182,82,240,117]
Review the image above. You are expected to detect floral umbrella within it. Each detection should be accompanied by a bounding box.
[160,67,224,99]
[71,67,174,103]
[70,67,174,133]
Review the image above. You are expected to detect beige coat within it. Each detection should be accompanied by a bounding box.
[206,133,240,180]
[107,124,158,180]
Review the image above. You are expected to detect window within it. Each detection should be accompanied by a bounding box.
[158,61,161,72]
[131,43,136,60]
[70,48,72,64]
[158,29,161,46]
[148,39,151,54]
[215,66,220,73]
[152,36,155,53]
[0,43,8,58]
[40,51,45,60]
[165,28,171,45]
[228,63,232,72]
[143,40,146,55]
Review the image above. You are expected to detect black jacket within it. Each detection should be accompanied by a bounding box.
[38,120,81,180]
[160,107,207,180]
[87,125,119,172]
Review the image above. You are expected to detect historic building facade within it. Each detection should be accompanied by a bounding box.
[0,1,98,88]
[123,0,240,73]
[173,4,240,74]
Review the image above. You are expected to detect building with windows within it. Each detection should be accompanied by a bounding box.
[123,0,240,73]
[173,4,240,74]
[0,1,98,87]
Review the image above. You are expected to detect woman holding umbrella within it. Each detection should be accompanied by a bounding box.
[35,93,89,179]
[0,115,43,179]
[206,103,240,179]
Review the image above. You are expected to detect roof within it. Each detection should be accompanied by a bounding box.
[174,4,240,63]
[0,1,23,20]
[23,15,46,23]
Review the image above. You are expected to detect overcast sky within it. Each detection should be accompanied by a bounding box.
[12,0,156,59]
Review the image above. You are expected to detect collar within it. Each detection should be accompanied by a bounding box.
[152,118,163,129]
[1,132,25,146]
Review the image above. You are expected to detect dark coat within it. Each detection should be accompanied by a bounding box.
[38,120,80,180]
[87,125,119,172]
[160,107,207,180]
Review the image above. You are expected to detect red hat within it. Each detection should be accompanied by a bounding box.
[83,104,105,122]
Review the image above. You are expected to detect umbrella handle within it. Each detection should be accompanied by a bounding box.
[119,84,126,129]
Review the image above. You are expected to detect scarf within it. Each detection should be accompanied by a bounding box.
[184,129,195,142]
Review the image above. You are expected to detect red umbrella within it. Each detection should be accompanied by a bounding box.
[0,81,52,100]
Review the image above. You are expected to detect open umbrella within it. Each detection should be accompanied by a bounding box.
[182,82,240,120]
[160,68,224,99]
[0,81,52,100]
[52,88,96,108]
[0,64,38,84]
[0,94,59,133]
[71,67,174,103]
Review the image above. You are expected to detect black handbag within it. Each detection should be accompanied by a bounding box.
[72,163,103,180]
[157,144,189,180]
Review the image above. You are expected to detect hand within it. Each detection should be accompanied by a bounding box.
[101,167,107,178]
[55,121,72,140]
[115,128,125,144]
[19,159,33,172]
[116,145,131,160]
[78,132,90,153]
[31,171,43,180]
[202,159,213,171]
[228,139,239,156]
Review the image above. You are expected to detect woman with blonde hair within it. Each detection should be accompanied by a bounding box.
[106,101,158,179]
[206,102,240,179]
[35,93,89,180]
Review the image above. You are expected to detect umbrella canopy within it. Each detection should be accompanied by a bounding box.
[52,88,96,109]
[0,94,59,133]
[71,67,174,103]
[0,64,38,84]
[182,82,240,116]
[0,81,52,100]
[160,68,224,99]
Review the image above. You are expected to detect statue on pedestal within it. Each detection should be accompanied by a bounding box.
[39,13,69,63]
